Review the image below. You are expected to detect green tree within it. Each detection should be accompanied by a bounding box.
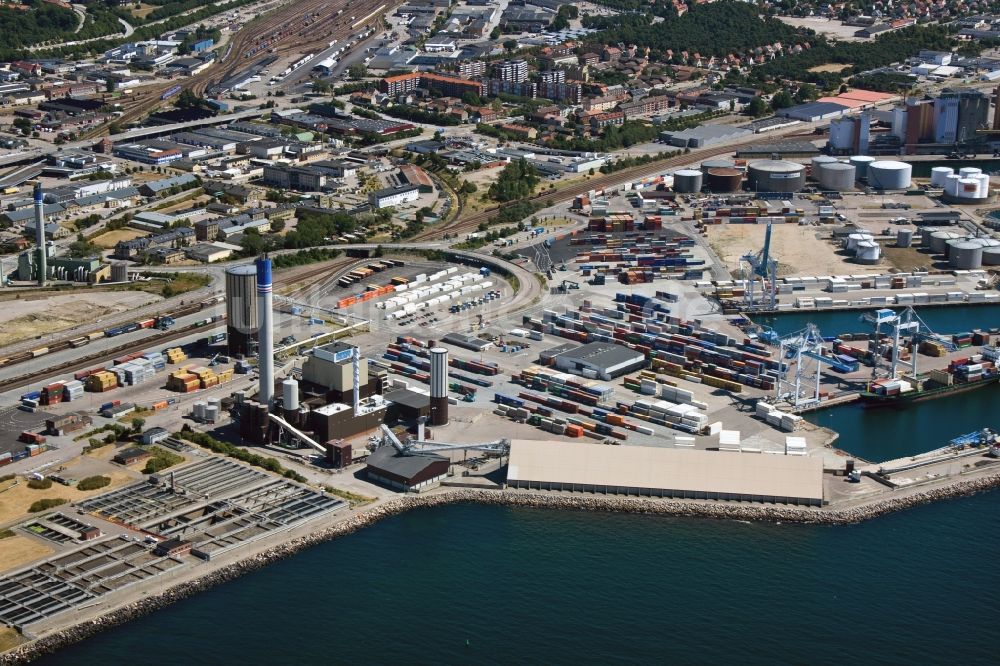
[348,63,368,79]
[745,96,768,117]
[488,159,539,202]
[131,417,145,433]
[770,90,794,110]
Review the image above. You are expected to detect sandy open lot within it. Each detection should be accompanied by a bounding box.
[706,223,883,277]
[0,469,134,526]
[0,535,53,573]
[91,228,147,249]
[777,16,866,41]
[0,291,161,346]
[808,63,852,73]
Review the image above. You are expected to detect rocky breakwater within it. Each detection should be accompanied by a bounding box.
[6,471,1000,663]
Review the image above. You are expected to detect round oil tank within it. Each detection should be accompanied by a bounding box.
[944,237,971,258]
[811,155,839,174]
[205,405,220,423]
[705,168,742,192]
[944,173,962,197]
[701,158,735,173]
[816,162,856,191]
[849,155,876,180]
[867,160,912,190]
[855,240,881,265]
[949,241,983,269]
[920,227,937,247]
[747,159,806,193]
[193,401,207,420]
[930,166,955,188]
[672,169,703,193]
[930,230,964,254]
[845,232,874,252]
[983,246,1000,265]
[896,228,914,247]
[959,167,983,178]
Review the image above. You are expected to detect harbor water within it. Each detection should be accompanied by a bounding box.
[34,501,1000,665]
[754,304,1000,339]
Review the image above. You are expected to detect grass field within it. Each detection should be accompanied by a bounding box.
[0,471,133,526]
[108,272,210,298]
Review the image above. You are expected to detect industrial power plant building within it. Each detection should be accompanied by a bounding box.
[505,441,824,506]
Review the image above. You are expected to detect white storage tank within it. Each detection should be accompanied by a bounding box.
[930,166,954,187]
[920,227,939,248]
[846,232,874,252]
[942,172,993,204]
[945,237,971,258]
[949,241,984,269]
[193,401,207,421]
[672,169,703,193]
[849,155,876,180]
[811,155,839,173]
[944,173,962,197]
[816,162,856,191]
[959,167,982,178]
[747,160,806,193]
[828,120,855,151]
[897,228,914,248]
[855,240,881,265]
[205,405,220,423]
[929,230,963,254]
[867,160,912,189]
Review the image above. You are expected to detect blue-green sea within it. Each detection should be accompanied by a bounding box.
[35,501,1000,665]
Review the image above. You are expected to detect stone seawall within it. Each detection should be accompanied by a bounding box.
[4,471,1000,664]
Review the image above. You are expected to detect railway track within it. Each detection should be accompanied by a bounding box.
[82,0,391,138]
[417,127,826,241]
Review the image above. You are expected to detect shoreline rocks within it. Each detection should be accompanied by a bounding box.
[4,471,1000,664]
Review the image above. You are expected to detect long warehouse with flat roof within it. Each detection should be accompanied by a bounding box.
[506,440,824,506]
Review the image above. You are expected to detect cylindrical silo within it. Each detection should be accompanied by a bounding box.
[850,155,876,180]
[920,227,939,248]
[111,262,128,283]
[897,228,914,248]
[282,378,299,411]
[855,240,881,265]
[930,166,954,187]
[846,232,874,252]
[747,160,806,193]
[701,158,735,173]
[944,174,962,197]
[705,168,743,192]
[867,160,912,189]
[959,167,982,178]
[205,404,219,423]
[225,264,258,356]
[949,241,983,269]
[930,230,964,254]
[672,169,703,193]
[193,401,207,421]
[429,347,449,426]
[982,246,1000,265]
[816,162,856,191]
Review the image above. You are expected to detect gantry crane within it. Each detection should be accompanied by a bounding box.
[739,221,778,311]
[861,307,956,380]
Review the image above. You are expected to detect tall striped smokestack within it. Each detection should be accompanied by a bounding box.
[33,183,46,287]
[429,347,449,426]
[352,346,361,413]
[256,256,274,408]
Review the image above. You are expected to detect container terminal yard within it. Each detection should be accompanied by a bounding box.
[8,138,1000,657]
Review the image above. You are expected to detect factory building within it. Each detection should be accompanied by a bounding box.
[366,447,449,492]
[309,401,386,442]
[384,387,431,422]
[505,440,824,506]
[225,264,258,356]
[301,341,384,403]
[544,342,646,380]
